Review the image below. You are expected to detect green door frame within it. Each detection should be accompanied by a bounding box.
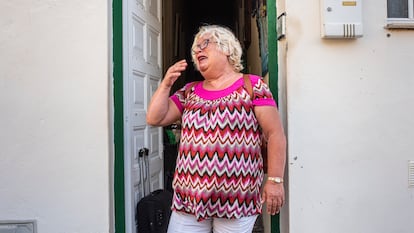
[268,0,279,103]
[112,0,280,232]
[113,0,126,232]
[267,1,281,232]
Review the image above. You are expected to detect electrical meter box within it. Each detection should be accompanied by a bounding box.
[320,0,363,38]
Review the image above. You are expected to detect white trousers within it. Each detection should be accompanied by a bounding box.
[167,211,258,233]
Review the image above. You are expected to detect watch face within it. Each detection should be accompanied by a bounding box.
[269,177,283,183]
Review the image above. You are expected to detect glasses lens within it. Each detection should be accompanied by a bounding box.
[192,39,212,54]
[200,39,210,50]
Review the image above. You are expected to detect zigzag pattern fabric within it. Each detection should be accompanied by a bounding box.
[170,74,276,221]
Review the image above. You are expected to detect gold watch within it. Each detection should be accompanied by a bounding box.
[268,177,284,184]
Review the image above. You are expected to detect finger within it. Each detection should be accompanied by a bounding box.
[174,60,187,69]
[168,65,187,75]
[261,190,267,204]
[266,198,273,214]
[176,59,186,64]
[167,65,186,77]
[274,201,283,214]
[269,197,284,215]
[269,200,277,215]
[169,60,185,68]
[272,205,280,215]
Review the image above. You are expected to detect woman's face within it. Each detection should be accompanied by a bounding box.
[192,35,229,75]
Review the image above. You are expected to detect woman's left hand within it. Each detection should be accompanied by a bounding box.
[261,181,285,215]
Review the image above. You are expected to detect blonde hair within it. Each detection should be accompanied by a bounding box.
[191,25,244,72]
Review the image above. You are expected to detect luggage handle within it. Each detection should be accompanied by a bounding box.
[138,147,149,157]
[138,147,150,196]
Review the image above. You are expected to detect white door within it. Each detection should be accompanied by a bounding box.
[123,0,163,232]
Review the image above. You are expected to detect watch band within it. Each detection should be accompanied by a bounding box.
[268,176,284,184]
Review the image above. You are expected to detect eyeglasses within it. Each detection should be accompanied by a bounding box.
[192,39,217,54]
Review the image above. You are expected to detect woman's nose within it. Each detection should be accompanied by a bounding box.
[192,47,201,54]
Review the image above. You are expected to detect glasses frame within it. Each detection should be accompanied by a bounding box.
[192,39,217,54]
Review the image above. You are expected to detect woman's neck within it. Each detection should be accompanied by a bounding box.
[202,71,242,90]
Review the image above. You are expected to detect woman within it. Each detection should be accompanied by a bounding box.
[147,25,286,233]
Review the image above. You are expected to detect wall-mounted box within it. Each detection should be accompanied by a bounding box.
[0,220,37,233]
[320,0,363,39]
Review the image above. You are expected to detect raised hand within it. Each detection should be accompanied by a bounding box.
[162,59,188,88]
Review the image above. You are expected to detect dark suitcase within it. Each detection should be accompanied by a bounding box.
[136,189,173,233]
[135,148,173,233]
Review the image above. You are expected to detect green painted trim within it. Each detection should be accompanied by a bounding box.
[113,0,125,232]
[267,1,280,233]
[268,0,279,104]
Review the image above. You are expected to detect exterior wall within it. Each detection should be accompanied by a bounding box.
[283,0,414,233]
[0,1,110,233]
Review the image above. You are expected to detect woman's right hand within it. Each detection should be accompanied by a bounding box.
[162,59,188,88]
[146,59,187,126]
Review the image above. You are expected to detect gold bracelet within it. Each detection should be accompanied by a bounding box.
[268,177,284,184]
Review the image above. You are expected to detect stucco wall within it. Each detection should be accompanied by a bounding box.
[284,0,414,233]
[0,1,110,232]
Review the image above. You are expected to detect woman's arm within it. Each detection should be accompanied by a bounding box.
[146,59,187,126]
[255,105,287,215]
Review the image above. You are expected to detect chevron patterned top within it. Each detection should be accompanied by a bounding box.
[169,74,276,221]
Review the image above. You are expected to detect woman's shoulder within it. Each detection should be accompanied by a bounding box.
[245,74,263,86]
[247,74,261,80]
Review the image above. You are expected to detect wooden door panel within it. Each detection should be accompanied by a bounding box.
[124,0,163,232]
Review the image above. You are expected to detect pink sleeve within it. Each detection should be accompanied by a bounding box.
[170,95,184,113]
[249,75,277,107]
[169,82,196,114]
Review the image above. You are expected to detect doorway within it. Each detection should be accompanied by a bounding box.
[160,1,270,233]
[112,0,278,232]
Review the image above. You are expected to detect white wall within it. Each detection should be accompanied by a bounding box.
[284,0,414,232]
[0,1,110,232]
